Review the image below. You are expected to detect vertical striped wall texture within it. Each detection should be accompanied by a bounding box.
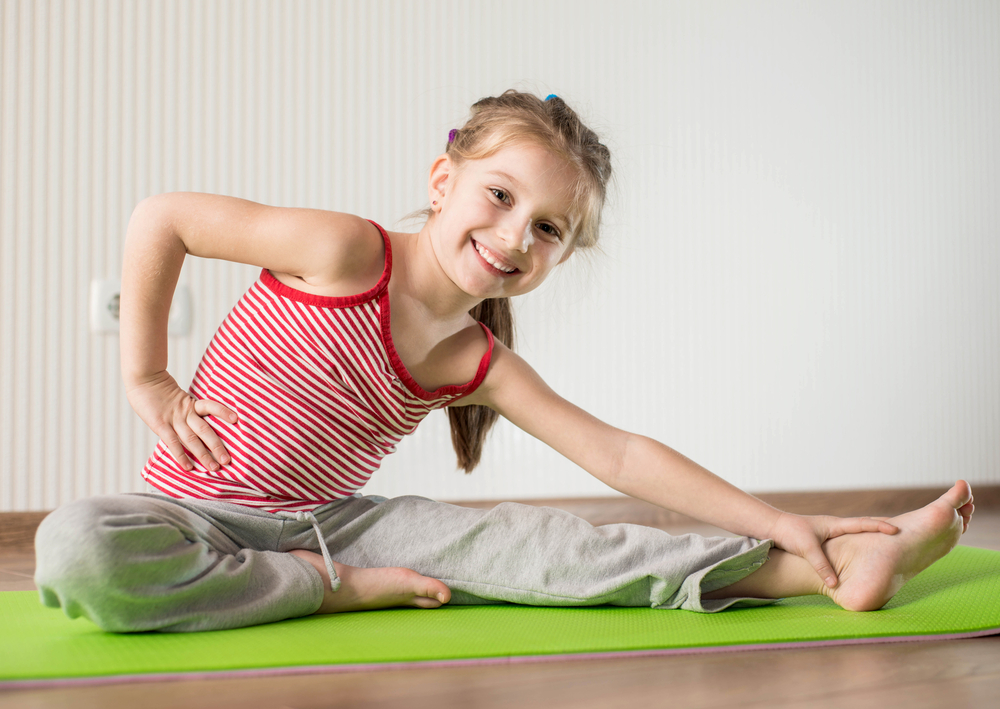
[1,0,998,511]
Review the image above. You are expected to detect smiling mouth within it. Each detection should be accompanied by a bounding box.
[473,240,520,274]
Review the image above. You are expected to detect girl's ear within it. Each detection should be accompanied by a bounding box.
[428,154,452,211]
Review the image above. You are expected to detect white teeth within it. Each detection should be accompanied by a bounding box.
[475,242,516,272]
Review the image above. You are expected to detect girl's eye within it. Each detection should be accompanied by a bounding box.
[490,188,510,203]
[536,223,561,239]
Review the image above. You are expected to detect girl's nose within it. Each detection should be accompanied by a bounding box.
[499,219,534,253]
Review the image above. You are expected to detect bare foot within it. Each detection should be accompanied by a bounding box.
[289,550,452,614]
[822,480,974,611]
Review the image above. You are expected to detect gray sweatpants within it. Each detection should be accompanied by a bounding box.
[34,493,774,633]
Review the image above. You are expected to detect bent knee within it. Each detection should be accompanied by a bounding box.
[35,497,114,573]
[33,497,128,606]
[33,495,191,628]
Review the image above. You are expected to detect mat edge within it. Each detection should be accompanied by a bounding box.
[4,627,999,690]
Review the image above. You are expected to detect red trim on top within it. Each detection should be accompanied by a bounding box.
[256,216,494,402]
[454,324,495,402]
[379,294,496,403]
[259,220,392,308]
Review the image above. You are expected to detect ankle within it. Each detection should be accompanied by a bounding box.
[704,549,825,602]
[289,549,340,591]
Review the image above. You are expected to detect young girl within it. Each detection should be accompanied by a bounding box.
[35,91,974,632]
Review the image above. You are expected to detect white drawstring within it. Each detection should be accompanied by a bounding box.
[278,510,341,593]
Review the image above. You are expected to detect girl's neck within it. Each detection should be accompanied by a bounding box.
[388,226,482,327]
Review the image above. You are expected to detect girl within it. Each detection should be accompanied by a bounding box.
[35,91,973,632]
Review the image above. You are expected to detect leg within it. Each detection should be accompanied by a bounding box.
[34,494,323,631]
[705,481,975,610]
[300,495,774,613]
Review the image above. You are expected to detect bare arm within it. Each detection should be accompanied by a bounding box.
[120,192,382,470]
[467,346,782,536]
[468,344,897,587]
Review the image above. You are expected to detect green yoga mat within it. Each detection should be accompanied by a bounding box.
[3,545,999,688]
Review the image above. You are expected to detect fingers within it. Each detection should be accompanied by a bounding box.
[127,376,238,472]
[193,398,239,425]
[159,431,196,471]
[161,398,238,472]
[861,517,899,535]
[876,519,900,534]
[163,418,217,472]
[191,399,239,468]
[185,408,232,470]
[805,546,838,588]
[828,516,899,537]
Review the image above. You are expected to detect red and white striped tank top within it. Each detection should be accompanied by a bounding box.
[141,221,495,513]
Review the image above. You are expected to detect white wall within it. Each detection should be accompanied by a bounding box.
[1,0,998,511]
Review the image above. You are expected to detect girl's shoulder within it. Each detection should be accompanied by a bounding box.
[265,211,387,300]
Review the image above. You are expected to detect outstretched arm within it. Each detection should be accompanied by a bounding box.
[466,344,897,588]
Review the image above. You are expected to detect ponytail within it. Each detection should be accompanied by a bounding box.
[441,90,611,472]
[447,297,514,472]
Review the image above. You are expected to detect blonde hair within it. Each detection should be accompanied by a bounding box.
[444,90,613,473]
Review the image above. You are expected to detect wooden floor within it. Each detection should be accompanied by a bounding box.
[2,503,999,709]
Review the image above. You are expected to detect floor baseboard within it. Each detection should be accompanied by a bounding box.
[3,486,996,555]
[0,512,50,555]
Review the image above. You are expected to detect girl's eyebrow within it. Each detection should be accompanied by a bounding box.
[485,170,522,188]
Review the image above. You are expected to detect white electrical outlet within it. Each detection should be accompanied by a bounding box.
[90,279,121,332]
[89,279,192,336]
[168,285,192,336]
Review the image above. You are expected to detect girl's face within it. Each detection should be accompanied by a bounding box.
[428,141,579,302]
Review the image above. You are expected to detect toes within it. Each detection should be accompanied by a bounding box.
[423,581,450,605]
[406,579,449,609]
[403,570,450,606]
[959,502,974,533]
[942,481,973,509]
[410,596,444,609]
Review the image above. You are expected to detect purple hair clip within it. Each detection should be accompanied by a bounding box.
[448,129,458,143]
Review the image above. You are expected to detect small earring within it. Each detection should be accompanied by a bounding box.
[432,201,438,205]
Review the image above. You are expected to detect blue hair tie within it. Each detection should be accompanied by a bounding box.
[545,94,558,101]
